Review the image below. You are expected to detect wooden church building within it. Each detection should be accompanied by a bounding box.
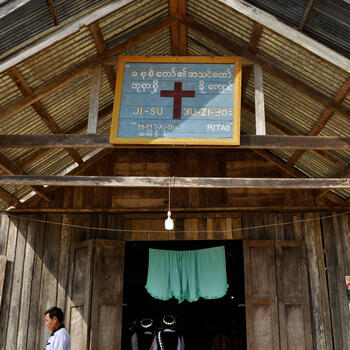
[0,0,350,349]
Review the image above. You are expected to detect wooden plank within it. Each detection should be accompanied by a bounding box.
[275,241,312,350]
[26,216,45,350]
[5,134,350,150]
[0,17,176,122]
[254,65,266,135]
[0,217,18,350]
[87,65,102,134]
[57,214,71,312]
[323,215,350,349]
[178,0,187,56]
[181,16,350,119]
[35,214,61,350]
[66,240,94,350]
[244,240,279,349]
[0,214,9,255]
[4,174,350,189]
[217,0,350,73]
[90,240,125,350]
[0,188,20,207]
[303,213,333,350]
[0,255,6,310]
[47,0,60,25]
[16,217,37,350]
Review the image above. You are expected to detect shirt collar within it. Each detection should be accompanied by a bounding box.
[51,324,65,336]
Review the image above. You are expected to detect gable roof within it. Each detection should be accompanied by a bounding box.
[0,0,350,210]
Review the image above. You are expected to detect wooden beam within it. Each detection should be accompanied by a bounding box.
[242,22,263,96]
[169,0,180,56]
[87,65,102,134]
[299,0,314,30]
[0,17,176,123]
[0,0,136,72]
[3,134,350,150]
[254,64,265,135]
[7,67,84,165]
[180,16,350,120]
[89,22,116,91]
[178,0,187,56]
[218,0,350,73]
[0,152,50,201]
[0,188,20,207]
[2,175,350,189]
[242,102,346,168]
[17,104,113,167]
[47,0,60,25]
[288,76,350,166]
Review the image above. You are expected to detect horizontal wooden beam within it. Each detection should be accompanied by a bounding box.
[2,175,350,189]
[3,134,350,150]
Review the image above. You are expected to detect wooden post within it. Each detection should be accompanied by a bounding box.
[87,65,102,134]
[0,255,6,309]
[254,64,266,135]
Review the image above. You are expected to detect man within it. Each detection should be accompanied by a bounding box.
[44,306,71,350]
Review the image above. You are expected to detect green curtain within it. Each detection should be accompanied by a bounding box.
[145,246,229,303]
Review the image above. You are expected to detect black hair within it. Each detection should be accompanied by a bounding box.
[44,306,64,323]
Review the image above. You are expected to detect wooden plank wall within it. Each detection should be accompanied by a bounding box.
[0,211,349,349]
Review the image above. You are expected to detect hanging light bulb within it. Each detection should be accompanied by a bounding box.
[165,177,175,230]
[165,210,174,230]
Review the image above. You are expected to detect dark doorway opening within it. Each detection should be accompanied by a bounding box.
[122,240,246,350]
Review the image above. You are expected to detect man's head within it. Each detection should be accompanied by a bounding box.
[44,306,64,332]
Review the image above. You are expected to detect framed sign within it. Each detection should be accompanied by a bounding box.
[110,56,242,145]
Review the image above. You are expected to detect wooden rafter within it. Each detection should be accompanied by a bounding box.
[47,0,60,26]
[0,187,20,207]
[180,16,350,121]
[169,0,180,56]
[0,152,50,201]
[89,22,116,91]
[288,76,350,166]
[178,0,187,56]
[242,102,347,168]
[16,104,113,168]
[299,0,314,30]
[0,17,176,123]
[252,149,344,205]
[7,67,84,165]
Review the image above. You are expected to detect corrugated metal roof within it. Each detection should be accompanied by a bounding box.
[54,0,112,23]
[0,72,23,110]
[99,0,169,48]
[0,0,54,58]
[245,71,325,135]
[304,0,350,57]
[246,0,309,28]
[16,26,98,90]
[246,0,350,57]
[188,0,253,46]
[257,27,347,99]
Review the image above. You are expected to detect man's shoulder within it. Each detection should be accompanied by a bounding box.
[56,327,70,339]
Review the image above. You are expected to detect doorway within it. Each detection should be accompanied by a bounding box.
[122,240,246,349]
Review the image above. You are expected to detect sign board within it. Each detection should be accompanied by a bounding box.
[110,56,242,145]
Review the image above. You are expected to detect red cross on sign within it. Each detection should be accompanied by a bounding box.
[160,82,195,120]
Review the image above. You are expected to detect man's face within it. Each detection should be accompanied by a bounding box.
[45,313,59,332]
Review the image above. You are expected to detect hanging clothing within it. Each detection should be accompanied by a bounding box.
[145,246,228,303]
[131,330,155,350]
